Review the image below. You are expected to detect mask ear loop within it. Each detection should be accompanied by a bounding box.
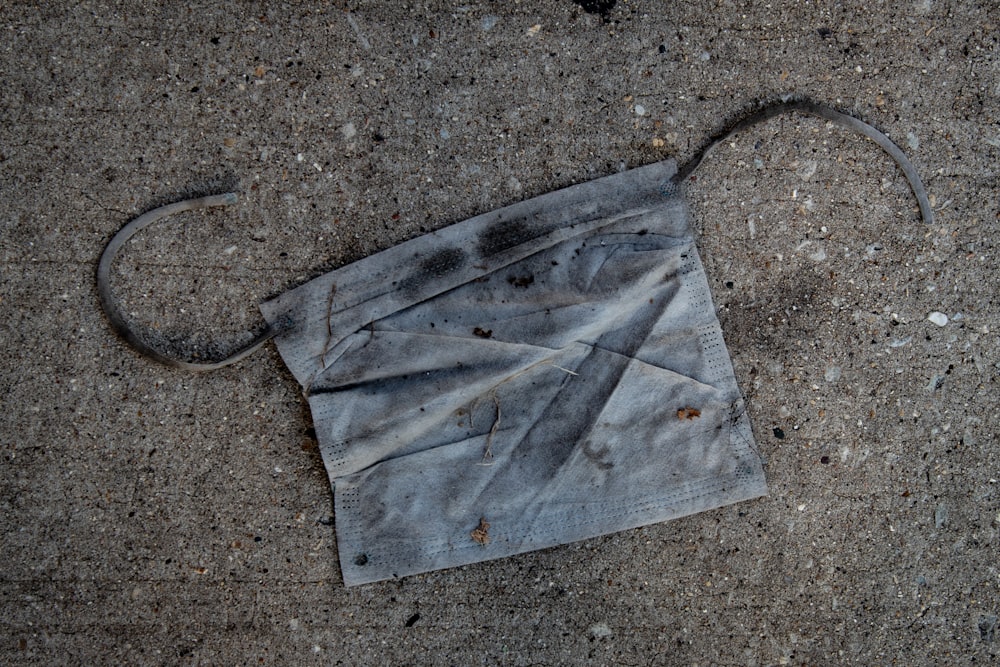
[97,193,278,371]
[672,99,934,226]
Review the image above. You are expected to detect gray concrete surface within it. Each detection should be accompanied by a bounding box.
[2,1,997,664]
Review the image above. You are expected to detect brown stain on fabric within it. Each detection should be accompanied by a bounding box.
[471,517,491,545]
[677,407,701,420]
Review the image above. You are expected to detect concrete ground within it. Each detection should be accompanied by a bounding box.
[2,1,998,664]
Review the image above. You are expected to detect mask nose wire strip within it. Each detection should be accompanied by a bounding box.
[672,100,934,226]
[96,192,277,371]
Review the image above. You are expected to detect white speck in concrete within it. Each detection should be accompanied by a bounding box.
[824,366,842,383]
[796,159,818,181]
[588,622,613,640]
[341,122,357,140]
[927,311,948,327]
[634,104,646,116]
[934,503,948,529]
[907,131,920,149]
[346,13,371,50]
[481,16,499,31]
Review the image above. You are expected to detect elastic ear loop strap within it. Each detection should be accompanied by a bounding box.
[99,104,930,370]
[673,100,934,226]
[97,193,277,371]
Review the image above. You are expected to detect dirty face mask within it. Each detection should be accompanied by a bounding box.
[98,101,933,586]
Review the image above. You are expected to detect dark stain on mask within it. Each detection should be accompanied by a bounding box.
[398,247,466,296]
[582,438,614,470]
[478,217,541,258]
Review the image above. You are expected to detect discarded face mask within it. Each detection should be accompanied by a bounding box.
[98,101,933,585]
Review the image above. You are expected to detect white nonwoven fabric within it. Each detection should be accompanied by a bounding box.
[260,159,766,586]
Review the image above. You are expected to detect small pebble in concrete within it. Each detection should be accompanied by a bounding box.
[927,311,948,326]
[934,503,948,529]
[979,614,997,642]
[588,622,613,640]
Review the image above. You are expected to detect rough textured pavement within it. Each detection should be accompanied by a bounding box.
[2,1,998,664]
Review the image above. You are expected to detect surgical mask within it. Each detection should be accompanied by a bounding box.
[97,100,933,585]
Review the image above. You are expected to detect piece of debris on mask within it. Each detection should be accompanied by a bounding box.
[471,518,491,545]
